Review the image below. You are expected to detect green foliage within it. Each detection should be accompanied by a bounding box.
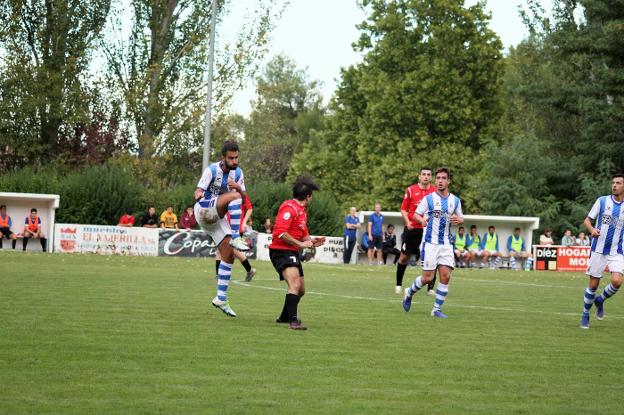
[0,0,111,169]
[241,55,325,184]
[290,0,504,212]
[248,180,342,236]
[0,165,61,194]
[57,164,142,225]
[494,0,624,235]
[102,0,283,160]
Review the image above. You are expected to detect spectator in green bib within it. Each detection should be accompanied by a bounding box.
[507,227,533,271]
[481,225,502,269]
[466,225,483,268]
[453,226,469,268]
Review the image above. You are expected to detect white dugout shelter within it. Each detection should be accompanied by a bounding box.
[0,192,60,251]
[354,211,540,263]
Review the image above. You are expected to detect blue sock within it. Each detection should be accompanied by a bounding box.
[407,276,424,296]
[583,288,596,315]
[596,283,619,303]
[217,261,233,301]
[228,199,242,239]
[433,283,449,311]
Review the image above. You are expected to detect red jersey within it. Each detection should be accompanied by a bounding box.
[400,183,435,229]
[269,199,309,252]
[118,214,135,226]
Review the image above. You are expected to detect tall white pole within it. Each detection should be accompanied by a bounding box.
[202,0,218,171]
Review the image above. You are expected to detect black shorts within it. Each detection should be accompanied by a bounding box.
[369,235,383,250]
[0,227,13,238]
[401,228,424,255]
[269,248,304,280]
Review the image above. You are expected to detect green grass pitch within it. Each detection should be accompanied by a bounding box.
[1,251,623,414]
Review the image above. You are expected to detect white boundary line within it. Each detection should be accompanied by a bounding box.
[231,279,624,320]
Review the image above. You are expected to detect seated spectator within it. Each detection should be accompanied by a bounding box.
[160,205,179,230]
[382,224,400,265]
[261,217,273,234]
[23,208,47,252]
[481,225,502,269]
[507,227,532,271]
[539,227,554,245]
[179,205,197,230]
[140,206,159,228]
[0,204,17,250]
[561,229,575,246]
[360,232,370,253]
[453,226,469,268]
[576,231,590,247]
[118,208,135,227]
[466,225,483,268]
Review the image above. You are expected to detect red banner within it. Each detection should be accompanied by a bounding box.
[533,245,590,272]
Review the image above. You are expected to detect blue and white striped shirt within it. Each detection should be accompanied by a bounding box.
[196,162,245,200]
[587,195,624,255]
[416,192,463,245]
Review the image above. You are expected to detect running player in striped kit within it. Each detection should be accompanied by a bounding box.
[194,140,249,317]
[579,173,624,329]
[402,167,464,318]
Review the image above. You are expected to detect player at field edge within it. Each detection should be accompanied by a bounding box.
[402,167,464,318]
[579,173,624,329]
[395,167,436,294]
[269,176,326,330]
[194,140,250,317]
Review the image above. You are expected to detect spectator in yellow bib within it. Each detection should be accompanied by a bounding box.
[507,227,533,271]
[160,205,179,230]
[481,225,501,269]
[453,226,469,268]
[23,208,47,252]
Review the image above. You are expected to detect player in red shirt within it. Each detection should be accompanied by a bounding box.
[269,176,326,330]
[395,167,436,294]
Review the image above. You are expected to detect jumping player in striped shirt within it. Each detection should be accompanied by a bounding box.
[402,167,464,318]
[194,140,249,317]
[579,173,624,329]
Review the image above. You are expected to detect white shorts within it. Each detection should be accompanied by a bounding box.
[421,242,455,271]
[585,252,624,278]
[468,249,482,256]
[194,198,232,246]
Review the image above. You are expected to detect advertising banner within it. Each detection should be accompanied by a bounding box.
[555,246,591,272]
[533,245,591,272]
[54,224,158,256]
[158,229,257,258]
[255,233,344,264]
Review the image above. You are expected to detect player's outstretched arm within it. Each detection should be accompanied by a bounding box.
[584,216,600,237]
[280,232,313,248]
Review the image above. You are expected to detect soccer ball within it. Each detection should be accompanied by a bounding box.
[198,207,219,228]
